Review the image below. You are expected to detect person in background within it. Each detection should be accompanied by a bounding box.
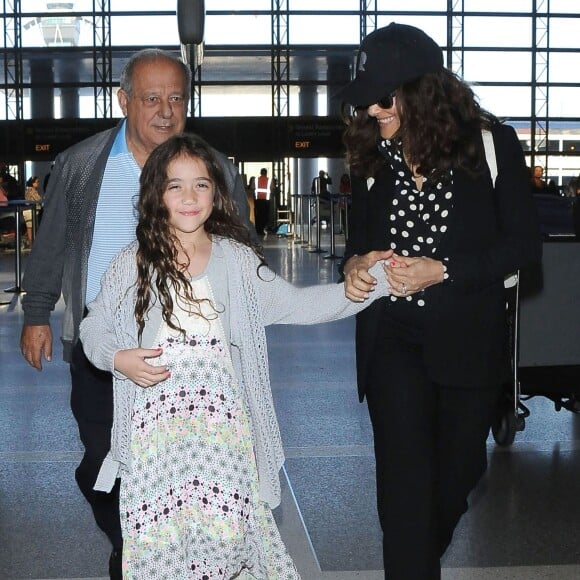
[246,174,256,224]
[0,170,25,245]
[268,175,281,234]
[79,133,391,578]
[565,172,580,197]
[254,167,273,237]
[530,164,549,193]
[19,48,253,580]
[0,179,9,241]
[574,194,580,237]
[23,175,42,246]
[310,170,333,228]
[43,162,54,194]
[339,172,351,196]
[0,163,22,200]
[338,172,352,235]
[546,179,560,195]
[311,169,332,201]
[338,22,541,579]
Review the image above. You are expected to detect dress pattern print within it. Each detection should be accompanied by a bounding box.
[121,276,300,579]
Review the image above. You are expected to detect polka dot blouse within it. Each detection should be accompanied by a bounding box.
[380,138,452,307]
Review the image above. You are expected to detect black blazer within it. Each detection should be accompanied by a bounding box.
[345,124,542,398]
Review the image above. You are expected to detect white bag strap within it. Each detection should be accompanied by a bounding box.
[482,129,498,186]
[483,129,518,289]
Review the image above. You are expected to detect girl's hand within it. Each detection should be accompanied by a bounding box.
[386,255,445,297]
[344,250,393,302]
[114,348,170,388]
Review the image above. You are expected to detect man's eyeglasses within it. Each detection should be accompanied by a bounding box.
[135,94,186,108]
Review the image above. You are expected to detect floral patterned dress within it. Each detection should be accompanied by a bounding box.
[120,277,300,580]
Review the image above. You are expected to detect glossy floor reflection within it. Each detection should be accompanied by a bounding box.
[1,236,580,579]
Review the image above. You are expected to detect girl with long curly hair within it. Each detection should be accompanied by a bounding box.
[79,133,390,579]
[337,23,541,579]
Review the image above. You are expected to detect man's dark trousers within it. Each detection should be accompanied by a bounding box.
[70,340,122,550]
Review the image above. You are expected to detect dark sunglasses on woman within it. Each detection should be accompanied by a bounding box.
[356,91,397,111]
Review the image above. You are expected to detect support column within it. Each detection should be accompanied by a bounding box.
[326,56,351,199]
[60,60,80,118]
[298,85,318,197]
[30,59,55,184]
[60,88,79,118]
[30,59,54,119]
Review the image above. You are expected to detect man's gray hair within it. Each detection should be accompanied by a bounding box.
[119,48,192,100]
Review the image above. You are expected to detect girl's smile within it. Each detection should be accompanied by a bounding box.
[163,154,215,244]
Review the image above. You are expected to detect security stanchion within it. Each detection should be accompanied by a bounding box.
[305,194,314,248]
[2,200,32,293]
[343,195,350,241]
[292,194,304,243]
[324,194,340,260]
[335,194,350,241]
[309,194,325,253]
[300,194,310,246]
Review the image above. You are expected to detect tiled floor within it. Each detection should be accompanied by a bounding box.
[1,235,580,579]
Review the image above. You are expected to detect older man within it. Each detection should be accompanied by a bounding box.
[20,48,252,579]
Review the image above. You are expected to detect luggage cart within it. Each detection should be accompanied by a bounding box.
[492,238,580,446]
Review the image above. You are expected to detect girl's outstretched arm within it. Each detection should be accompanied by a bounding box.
[257,249,392,326]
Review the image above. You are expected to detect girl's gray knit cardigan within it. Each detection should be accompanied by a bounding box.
[79,237,389,508]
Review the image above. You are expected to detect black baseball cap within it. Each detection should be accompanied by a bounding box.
[338,22,444,107]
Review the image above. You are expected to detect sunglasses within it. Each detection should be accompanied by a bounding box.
[375,91,397,109]
[354,91,397,112]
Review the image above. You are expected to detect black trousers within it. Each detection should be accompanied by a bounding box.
[365,314,501,580]
[254,198,270,236]
[70,340,122,550]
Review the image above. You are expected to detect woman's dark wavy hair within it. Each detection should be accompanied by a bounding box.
[134,133,265,342]
[343,68,499,181]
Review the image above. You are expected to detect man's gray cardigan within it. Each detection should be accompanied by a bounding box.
[21,121,253,362]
